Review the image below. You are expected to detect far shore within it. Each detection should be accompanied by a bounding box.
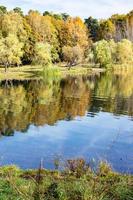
[0,64,132,81]
[0,64,106,81]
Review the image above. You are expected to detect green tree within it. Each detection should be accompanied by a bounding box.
[108,39,117,62]
[33,42,52,66]
[43,11,52,16]
[93,40,112,68]
[61,13,70,21]
[0,5,7,15]
[0,34,23,72]
[13,7,23,16]
[116,39,133,64]
[43,11,63,20]
[85,17,99,41]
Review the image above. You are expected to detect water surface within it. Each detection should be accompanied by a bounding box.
[0,71,133,173]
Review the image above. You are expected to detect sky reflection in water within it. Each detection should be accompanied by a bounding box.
[0,71,133,173]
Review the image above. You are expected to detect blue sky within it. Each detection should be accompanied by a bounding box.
[1,0,133,19]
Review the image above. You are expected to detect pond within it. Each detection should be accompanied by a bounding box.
[0,70,133,173]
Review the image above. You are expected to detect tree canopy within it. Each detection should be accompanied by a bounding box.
[0,5,133,70]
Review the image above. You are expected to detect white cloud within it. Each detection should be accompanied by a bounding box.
[0,0,133,18]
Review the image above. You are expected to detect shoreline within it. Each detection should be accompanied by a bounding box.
[0,65,105,81]
[0,161,132,199]
[1,63,132,81]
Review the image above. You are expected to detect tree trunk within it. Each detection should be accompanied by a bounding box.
[68,65,71,70]
[5,64,7,73]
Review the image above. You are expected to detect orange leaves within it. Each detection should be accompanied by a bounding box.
[59,17,90,51]
[26,11,57,44]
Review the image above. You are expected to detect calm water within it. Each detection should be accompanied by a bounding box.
[0,71,133,173]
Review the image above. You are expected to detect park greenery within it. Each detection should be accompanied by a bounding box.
[91,39,133,68]
[0,6,133,73]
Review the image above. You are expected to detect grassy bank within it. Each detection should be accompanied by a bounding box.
[0,64,104,80]
[0,65,43,80]
[0,160,132,200]
[0,64,132,81]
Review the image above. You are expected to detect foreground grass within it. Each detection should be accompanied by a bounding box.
[0,160,133,200]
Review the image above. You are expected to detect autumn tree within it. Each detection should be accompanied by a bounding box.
[1,5,133,69]
[98,19,115,40]
[0,11,27,41]
[110,14,127,41]
[0,11,31,64]
[60,17,90,52]
[26,11,57,44]
[26,11,59,62]
[42,15,59,62]
[32,42,52,66]
[62,45,83,67]
[0,34,24,71]
[21,18,36,64]
[116,39,133,64]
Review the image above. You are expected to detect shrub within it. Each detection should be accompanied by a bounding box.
[62,45,84,67]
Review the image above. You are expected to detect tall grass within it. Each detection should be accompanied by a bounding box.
[40,65,61,84]
[0,159,132,200]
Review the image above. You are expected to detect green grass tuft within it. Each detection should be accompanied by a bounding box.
[0,160,132,200]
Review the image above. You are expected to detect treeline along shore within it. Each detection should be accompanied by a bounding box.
[0,6,133,74]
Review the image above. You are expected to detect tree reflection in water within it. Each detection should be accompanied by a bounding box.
[0,70,133,136]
